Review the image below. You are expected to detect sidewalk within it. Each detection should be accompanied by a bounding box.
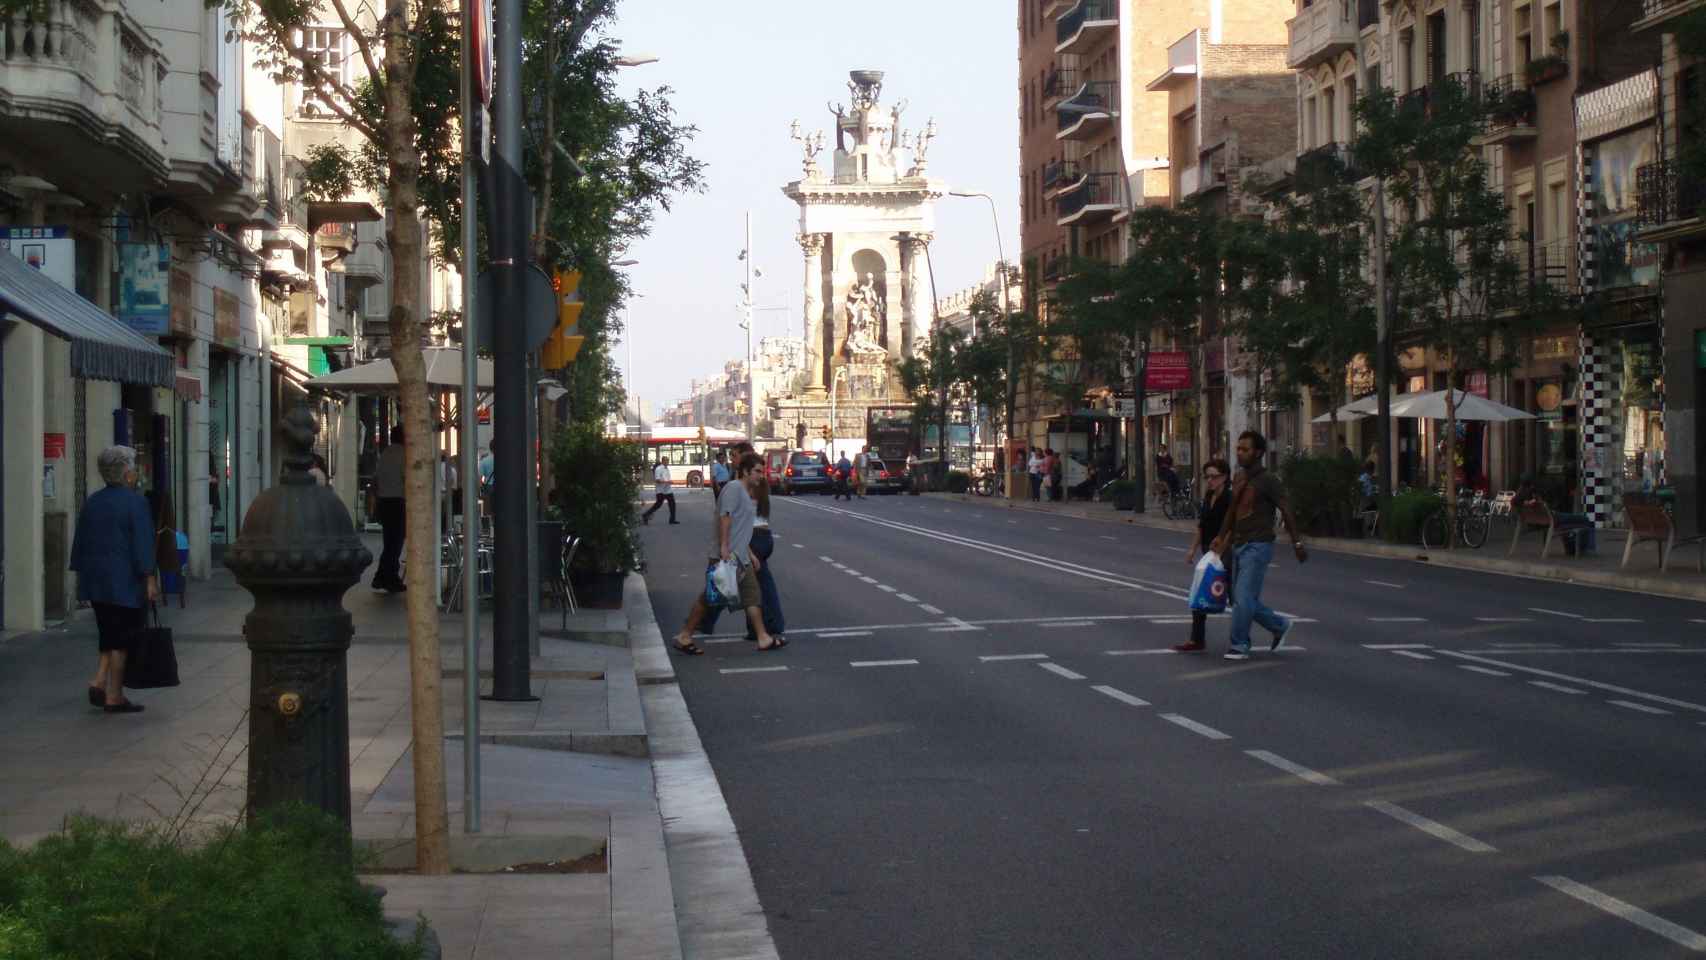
[0,538,715,960]
[926,492,1706,602]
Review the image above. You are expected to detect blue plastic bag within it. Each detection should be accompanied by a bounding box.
[1188,551,1229,613]
[704,560,742,611]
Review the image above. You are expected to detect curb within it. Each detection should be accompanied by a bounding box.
[629,572,781,960]
[922,493,1706,604]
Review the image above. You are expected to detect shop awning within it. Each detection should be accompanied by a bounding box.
[0,249,173,387]
[174,371,202,401]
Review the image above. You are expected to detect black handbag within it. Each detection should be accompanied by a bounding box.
[124,605,180,690]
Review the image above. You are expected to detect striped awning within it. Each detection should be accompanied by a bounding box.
[0,249,172,387]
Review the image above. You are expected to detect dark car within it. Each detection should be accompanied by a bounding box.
[780,450,833,495]
[863,457,906,494]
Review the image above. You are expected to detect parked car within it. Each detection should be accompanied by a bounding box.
[862,457,906,494]
[780,450,833,495]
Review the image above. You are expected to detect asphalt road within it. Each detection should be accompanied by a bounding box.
[641,488,1706,959]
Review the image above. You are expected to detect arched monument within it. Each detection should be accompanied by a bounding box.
[775,69,945,445]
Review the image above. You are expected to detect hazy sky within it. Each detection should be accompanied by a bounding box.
[610,1,1019,416]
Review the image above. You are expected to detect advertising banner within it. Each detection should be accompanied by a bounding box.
[1144,350,1192,391]
[119,243,171,335]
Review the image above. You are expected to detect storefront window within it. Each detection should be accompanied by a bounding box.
[1617,332,1664,492]
[1590,129,1660,291]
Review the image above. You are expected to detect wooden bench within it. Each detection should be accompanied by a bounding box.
[1508,500,1594,559]
[1621,503,1706,573]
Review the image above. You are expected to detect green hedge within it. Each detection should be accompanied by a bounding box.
[1279,453,1361,537]
[1382,489,1445,545]
[0,806,423,960]
[944,470,971,494]
[549,422,645,573]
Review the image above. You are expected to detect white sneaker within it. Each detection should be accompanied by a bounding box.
[1223,649,1251,661]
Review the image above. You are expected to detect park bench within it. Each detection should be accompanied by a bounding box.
[1621,502,1706,573]
[1508,500,1593,559]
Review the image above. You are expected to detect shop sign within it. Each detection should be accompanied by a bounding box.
[1112,397,1135,418]
[169,270,194,337]
[1406,375,1427,394]
[1536,382,1564,421]
[1144,351,1192,390]
[118,243,171,335]
[0,226,75,290]
[1144,395,1171,417]
[43,433,66,459]
[213,288,239,346]
[1533,335,1574,361]
[1696,330,1706,369]
[1467,371,1489,397]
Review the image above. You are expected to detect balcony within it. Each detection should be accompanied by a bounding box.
[1287,0,1359,70]
[1056,81,1118,141]
[261,218,310,255]
[1043,0,1077,18]
[1056,0,1116,55]
[1476,76,1538,145]
[1519,238,1575,296]
[1636,159,1706,242]
[1043,67,1080,102]
[1057,171,1124,226]
[1633,0,1706,31]
[240,127,283,228]
[1294,142,1359,190]
[316,221,355,255]
[0,0,170,199]
[1178,164,1200,198]
[1042,159,1082,193]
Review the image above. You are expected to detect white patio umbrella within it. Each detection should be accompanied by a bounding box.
[1310,392,1428,423]
[1389,389,1534,422]
[303,346,494,392]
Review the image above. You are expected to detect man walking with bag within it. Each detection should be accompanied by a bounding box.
[1210,431,1306,660]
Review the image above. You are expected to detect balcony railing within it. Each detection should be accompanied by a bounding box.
[1057,171,1124,222]
[1057,80,1119,137]
[1057,0,1116,49]
[1295,142,1359,189]
[1637,159,1706,227]
[1043,68,1081,100]
[1287,0,1358,70]
[1636,0,1705,28]
[1043,159,1082,191]
[1518,238,1575,295]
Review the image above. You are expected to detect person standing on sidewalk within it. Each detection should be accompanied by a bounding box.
[834,451,854,500]
[1028,447,1045,502]
[853,445,870,500]
[710,450,731,497]
[372,425,407,593]
[641,457,679,525]
[1175,458,1232,653]
[70,446,158,713]
[1210,431,1306,660]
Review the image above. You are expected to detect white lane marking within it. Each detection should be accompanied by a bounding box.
[819,555,835,562]
[1038,662,1087,680]
[832,562,847,570]
[1162,546,1188,553]
[1160,714,1232,740]
[1106,648,1180,656]
[1366,801,1496,853]
[1364,643,1432,650]
[979,653,1049,662]
[859,576,879,583]
[1091,685,1150,707]
[1458,665,1512,678]
[930,617,983,633]
[1369,617,1427,623]
[1477,617,1534,623]
[1392,650,1436,660]
[1614,641,1680,648]
[1488,642,1563,649]
[1433,651,1706,716]
[1464,648,1706,656]
[1364,580,1405,588]
[895,593,919,603]
[1694,620,1706,625]
[1100,535,1117,541]
[1586,618,1644,624]
[1246,750,1341,786]
[720,666,791,675]
[1608,700,1672,716]
[700,619,941,641]
[1535,876,1706,952]
[877,584,898,593]
[1007,520,1017,524]
[1149,618,1196,625]
[1530,681,1588,695]
[1041,621,1096,629]
[1531,607,1585,619]
[818,631,874,639]
[792,543,805,548]
[843,569,863,576]
[918,604,945,615]
[850,659,919,668]
[1048,526,1063,531]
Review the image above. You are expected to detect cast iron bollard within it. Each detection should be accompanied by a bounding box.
[227,403,373,827]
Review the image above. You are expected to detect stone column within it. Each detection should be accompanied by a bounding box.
[907,232,934,356]
[798,233,827,398]
[898,234,915,360]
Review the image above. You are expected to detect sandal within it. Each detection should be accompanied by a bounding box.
[103,700,145,714]
[672,640,705,656]
[88,686,105,707]
[757,637,788,652]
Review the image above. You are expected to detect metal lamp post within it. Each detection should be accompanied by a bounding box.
[229,404,373,827]
[947,191,1012,490]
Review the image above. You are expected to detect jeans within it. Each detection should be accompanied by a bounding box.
[1555,512,1598,553]
[1228,541,1288,653]
[1029,473,1042,501]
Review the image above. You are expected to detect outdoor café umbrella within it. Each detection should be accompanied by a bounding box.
[1388,389,1534,422]
[1310,392,1427,423]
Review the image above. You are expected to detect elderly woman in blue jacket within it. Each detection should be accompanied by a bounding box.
[70,445,158,713]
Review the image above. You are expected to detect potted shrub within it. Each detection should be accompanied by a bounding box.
[945,469,971,494]
[1526,54,1568,86]
[1487,85,1536,126]
[1105,478,1138,511]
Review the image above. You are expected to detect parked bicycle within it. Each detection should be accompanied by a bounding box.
[971,466,999,497]
[1421,489,1490,550]
[1161,478,1198,521]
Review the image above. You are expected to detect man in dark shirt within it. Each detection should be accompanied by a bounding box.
[1210,430,1307,660]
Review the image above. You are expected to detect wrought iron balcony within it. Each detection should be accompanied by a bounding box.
[1043,159,1083,192]
[1287,0,1359,70]
[1057,0,1117,54]
[1056,171,1124,225]
[1637,159,1706,230]
[1294,142,1359,189]
[1043,68,1081,101]
[1634,0,1705,31]
[1518,238,1574,295]
[1477,76,1539,144]
[1056,80,1119,140]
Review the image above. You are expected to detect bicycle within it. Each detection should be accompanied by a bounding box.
[1161,478,1198,520]
[1420,489,1490,550]
[971,467,999,497]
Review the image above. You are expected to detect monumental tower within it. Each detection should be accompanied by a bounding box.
[772,69,945,447]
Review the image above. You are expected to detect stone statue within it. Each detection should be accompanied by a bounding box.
[827,102,848,152]
[790,120,825,177]
[844,273,885,358]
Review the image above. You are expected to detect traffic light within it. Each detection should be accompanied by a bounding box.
[541,269,586,369]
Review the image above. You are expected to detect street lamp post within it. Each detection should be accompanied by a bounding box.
[948,191,1013,493]
[741,212,757,441]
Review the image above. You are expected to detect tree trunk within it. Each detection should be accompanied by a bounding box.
[1443,367,1458,551]
[382,7,450,874]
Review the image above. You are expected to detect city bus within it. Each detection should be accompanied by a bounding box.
[619,426,748,487]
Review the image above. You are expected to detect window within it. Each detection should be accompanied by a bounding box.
[1468,1,1482,74]
[1515,4,1533,72]
[300,27,347,113]
[1323,86,1337,143]
[1541,0,1563,55]
[1304,96,1318,149]
[1343,76,1358,134]
[1426,12,1447,87]
[1399,30,1414,91]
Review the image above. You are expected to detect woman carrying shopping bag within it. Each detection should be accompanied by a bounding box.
[1175,459,1231,653]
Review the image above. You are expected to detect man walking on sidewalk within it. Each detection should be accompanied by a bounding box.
[642,457,679,525]
[1210,430,1306,660]
[372,425,407,594]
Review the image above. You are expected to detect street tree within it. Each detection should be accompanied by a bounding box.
[955,291,1029,456]
[229,0,454,869]
[897,323,967,468]
[1355,79,1559,542]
